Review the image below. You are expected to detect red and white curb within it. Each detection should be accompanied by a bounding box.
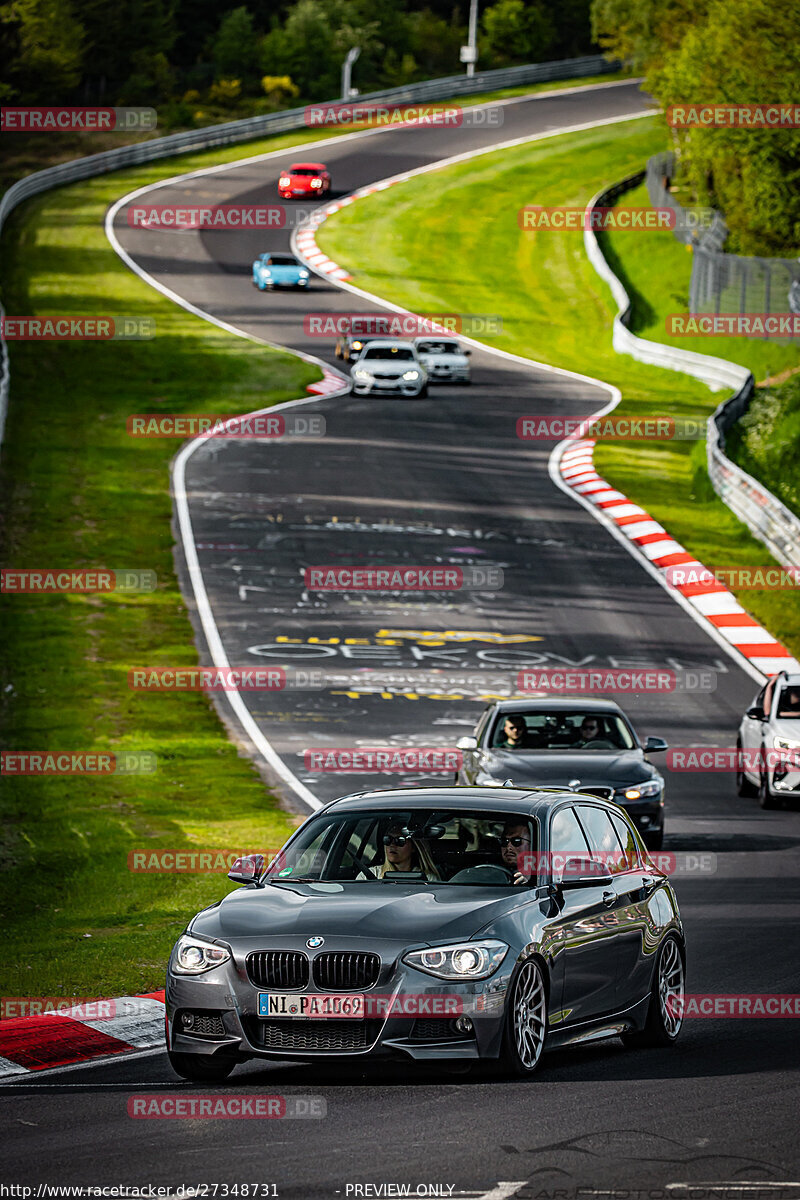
[294,182,403,282]
[558,439,799,677]
[0,992,165,1078]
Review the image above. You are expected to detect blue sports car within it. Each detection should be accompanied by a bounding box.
[252,252,310,290]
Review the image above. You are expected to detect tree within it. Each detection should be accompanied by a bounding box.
[0,0,83,101]
[212,6,260,89]
[590,0,710,73]
[652,0,800,254]
[481,0,554,67]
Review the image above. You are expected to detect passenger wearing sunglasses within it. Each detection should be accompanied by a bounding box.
[500,822,532,886]
[376,825,439,880]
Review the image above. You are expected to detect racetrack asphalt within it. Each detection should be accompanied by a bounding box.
[4,80,798,1193]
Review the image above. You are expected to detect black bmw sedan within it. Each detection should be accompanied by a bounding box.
[455,699,668,848]
[166,787,685,1081]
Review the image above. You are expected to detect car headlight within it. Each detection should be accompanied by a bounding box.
[172,933,231,975]
[279,176,290,187]
[299,269,309,278]
[774,736,800,750]
[403,940,508,980]
[402,370,421,380]
[353,368,372,379]
[261,269,271,278]
[621,778,662,800]
[311,177,322,187]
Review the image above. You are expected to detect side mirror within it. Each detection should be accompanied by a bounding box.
[746,706,764,720]
[556,855,613,888]
[456,735,478,751]
[644,736,668,753]
[228,854,264,886]
[464,349,472,355]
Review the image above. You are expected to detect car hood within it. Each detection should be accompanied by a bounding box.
[190,881,519,944]
[772,719,800,743]
[419,353,468,366]
[352,361,419,377]
[476,748,657,786]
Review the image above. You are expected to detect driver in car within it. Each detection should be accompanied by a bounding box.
[576,716,603,746]
[496,715,534,749]
[500,822,532,886]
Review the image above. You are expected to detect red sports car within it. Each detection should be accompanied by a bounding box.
[278,162,331,199]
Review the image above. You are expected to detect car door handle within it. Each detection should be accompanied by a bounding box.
[602,890,616,907]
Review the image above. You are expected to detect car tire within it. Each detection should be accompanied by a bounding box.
[644,827,664,851]
[418,386,428,398]
[758,756,781,809]
[736,740,758,796]
[167,1049,236,1081]
[621,933,685,1049]
[500,959,547,1078]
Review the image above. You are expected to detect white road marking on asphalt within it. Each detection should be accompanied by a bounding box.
[105,84,652,812]
[469,1184,527,1200]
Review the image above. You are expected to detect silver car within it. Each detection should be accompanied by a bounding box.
[737,669,800,807]
[350,339,428,397]
[413,336,471,384]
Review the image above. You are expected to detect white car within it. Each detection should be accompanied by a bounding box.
[737,670,800,808]
[350,340,428,397]
[413,337,471,384]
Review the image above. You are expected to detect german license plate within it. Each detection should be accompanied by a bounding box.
[258,993,365,1018]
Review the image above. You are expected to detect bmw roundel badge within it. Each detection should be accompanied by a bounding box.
[306,936,324,949]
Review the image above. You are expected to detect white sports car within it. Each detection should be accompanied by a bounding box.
[413,337,471,384]
[350,340,428,398]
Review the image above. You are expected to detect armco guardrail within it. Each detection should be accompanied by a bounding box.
[0,54,618,451]
[584,172,800,570]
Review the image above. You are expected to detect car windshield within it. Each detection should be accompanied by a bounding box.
[361,346,415,361]
[266,255,298,266]
[264,808,537,885]
[776,687,800,717]
[417,341,460,354]
[490,711,635,750]
[290,167,319,175]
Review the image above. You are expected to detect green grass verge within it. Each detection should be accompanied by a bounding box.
[725,376,800,519]
[318,116,800,657]
[0,73,639,999]
[0,133,345,997]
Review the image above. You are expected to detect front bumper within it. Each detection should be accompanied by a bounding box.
[351,377,425,396]
[166,948,511,1064]
[426,367,470,383]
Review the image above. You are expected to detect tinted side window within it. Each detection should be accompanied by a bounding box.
[576,805,626,874]
[609,811,641,871]
[550,806,591,855]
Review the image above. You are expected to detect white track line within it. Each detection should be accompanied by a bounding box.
[105,86,654,812]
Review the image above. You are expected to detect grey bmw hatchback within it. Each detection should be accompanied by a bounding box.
[166,787,686,1081]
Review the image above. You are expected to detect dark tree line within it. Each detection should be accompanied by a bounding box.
[0,0,597,108]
